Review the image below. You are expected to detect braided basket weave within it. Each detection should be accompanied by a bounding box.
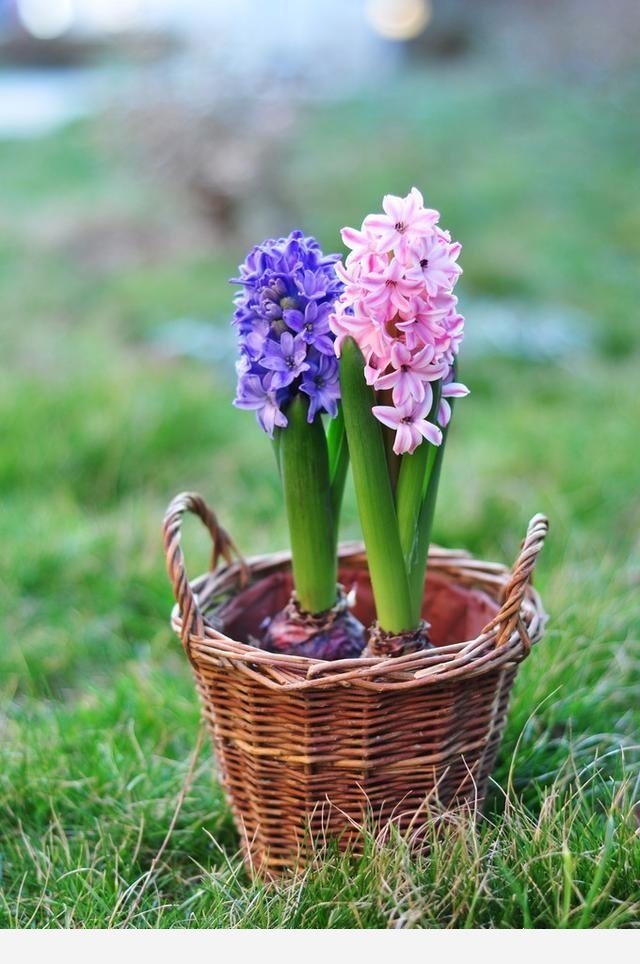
[163,492,548,875]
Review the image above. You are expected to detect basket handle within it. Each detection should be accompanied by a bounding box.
[484,513,549,650]
[163,491,248,653]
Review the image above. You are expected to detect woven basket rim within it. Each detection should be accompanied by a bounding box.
[168,538,547,692]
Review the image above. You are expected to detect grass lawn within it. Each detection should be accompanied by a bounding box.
[1,65,639,928]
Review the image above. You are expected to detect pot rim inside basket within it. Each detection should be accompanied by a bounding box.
[169,541,547,691]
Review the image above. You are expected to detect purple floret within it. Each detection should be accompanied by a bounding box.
[234,373,288,437]
[300,354,340,421]
[260,331,310,389]
[284,301,335,356]
[230,231,344,436]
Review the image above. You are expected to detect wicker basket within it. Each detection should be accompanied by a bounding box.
[163,492,548,875]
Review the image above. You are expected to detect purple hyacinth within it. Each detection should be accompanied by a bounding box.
[232,374,288,436]
[285,300,335,355]
[231,231,344,436]
[261,331,310,389]
[300,354,341,421]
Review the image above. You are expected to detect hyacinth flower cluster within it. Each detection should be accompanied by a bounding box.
[330,186,468,455]
[231,231,365,658]
[233,230,343,436]
[331,189,469,652]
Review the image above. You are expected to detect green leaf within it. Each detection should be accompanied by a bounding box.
[395,381,442,622]
[326,403,349,540]
[279,395,337,613]
[407,419,449,625]
[339,338,415,633]
[396,435,431,565]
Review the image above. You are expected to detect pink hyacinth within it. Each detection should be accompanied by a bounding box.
[438,378,470,428]
[372,396,443,455]
[374,342,446,407]
[330,187,468,454]
[363,187,439,256]
[362,257,423,316]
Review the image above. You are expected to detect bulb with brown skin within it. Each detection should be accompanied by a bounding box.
[362,620,432,658]
[260,593,366,660]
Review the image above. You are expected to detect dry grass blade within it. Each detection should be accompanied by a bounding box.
[118,720,205,928]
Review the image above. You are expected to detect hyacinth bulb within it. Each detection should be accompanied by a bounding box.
[259,595,366,661]
[363,620,432,658]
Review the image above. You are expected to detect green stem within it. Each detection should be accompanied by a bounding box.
[396,443,431,563]
[408,366,459,622]
[271,430,282,479]
[278,395,337,613]
[407,420,449,625]
[326,403,349,545]
[339,338,415,633]
[378,389,401,495]
[395,381,442,569]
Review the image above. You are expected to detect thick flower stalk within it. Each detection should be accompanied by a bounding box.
[231,231,365,659]
[330,189,469,653]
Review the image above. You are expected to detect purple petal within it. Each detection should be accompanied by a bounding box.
[283,308,305,331]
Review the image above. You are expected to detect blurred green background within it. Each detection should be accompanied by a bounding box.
[1,0,639,928]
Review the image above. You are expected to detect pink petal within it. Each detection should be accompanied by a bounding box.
[412,209,440,231]
[391,378,413,407]
[412,343,435,367]
[422,362,450,382]
[371,404,402,430]
[340,225,369,252]
[409,186,424,209]
[374,370,400,392]
[390,341,412,367]
[393,422,415,455]
[363,213,394,233]
[438,399,451,427]
[334,260,354,285]
[416,419,443,446]
[412,387,434,421]
[381,194,405,222]
[389,287,411,314]
[387,257,403,282]
[420,382,434,413]
[441,381,470,398]
[364,361,384,386]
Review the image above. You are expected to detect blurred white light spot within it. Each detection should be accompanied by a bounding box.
[366,0,432,41]
[18,0,75,39]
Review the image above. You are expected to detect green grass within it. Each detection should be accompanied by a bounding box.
[1,63,639,928]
